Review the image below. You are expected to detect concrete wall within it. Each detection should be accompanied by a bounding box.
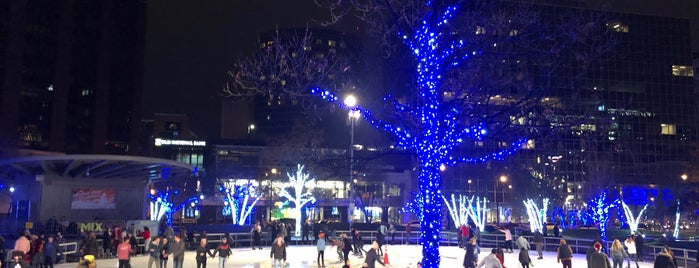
[39,175,147,221]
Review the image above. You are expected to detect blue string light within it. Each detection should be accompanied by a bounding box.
[311,2,530,266]
[148,190,199,226]
[587,192,617,242]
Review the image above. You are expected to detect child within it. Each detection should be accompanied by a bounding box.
[519,247,533,268]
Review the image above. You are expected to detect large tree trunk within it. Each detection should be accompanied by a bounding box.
[418,163,442,267]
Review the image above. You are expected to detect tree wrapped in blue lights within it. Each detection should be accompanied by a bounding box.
[148,190,199,226]
[226,0,613,265]
[279,164,316,237]
[587,192,617,241]
[219,180,263,225]
[403,191,424,222]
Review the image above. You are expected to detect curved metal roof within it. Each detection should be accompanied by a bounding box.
[0,155,195,180]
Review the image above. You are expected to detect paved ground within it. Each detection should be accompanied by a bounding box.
[54,245,658,268]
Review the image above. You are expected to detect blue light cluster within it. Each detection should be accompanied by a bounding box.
[587,192,617,242]
[148,190,199,226]
[311,2,530,266]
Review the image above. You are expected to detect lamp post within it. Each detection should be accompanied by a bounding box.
[344,95,359,226]
[495,175,507,225]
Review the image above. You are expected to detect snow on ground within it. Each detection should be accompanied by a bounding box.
[54,245,657,268]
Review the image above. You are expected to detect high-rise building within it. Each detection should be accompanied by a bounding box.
[0,0,147,156]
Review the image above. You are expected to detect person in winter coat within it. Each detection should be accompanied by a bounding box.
[170,235,186,268]
[463,238,479,268]
[159,237,170,268]
[478,248,504,268]
[610,239,628,268]
[533,230,544,260]
[341,233,353,264]
[519,247,532,268]
[557,239,573,268]
[102,229,113,257]
[588,242,611,268]
[116,239,133,268]
[270,236,287,267]
[363,241,386,268]
[14,233,31,256]
[624,236,640,268]
[8,250,30,268]
[516,236,530,251]
[586,241,602,268]
[634,232,645,262]
[496,247,506,268]
[194,238,212,268]
[317,232,327,268]
[212,237,232,268]
[147,236,161,268]
[43,236,61,268]
[76,255,96,268]
[652,245,677,268]
[142,227,152,253]
[251,221,263,250]
[79,232,99,260]
[29,234,44,268]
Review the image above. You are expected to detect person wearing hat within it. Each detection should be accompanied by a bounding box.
[316,231,327,268]
[653,245,677,268]
[8,250,29,268]
[588,242,611,268]
[77,254,97,268]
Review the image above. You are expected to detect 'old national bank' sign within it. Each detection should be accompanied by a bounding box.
[154,138,206,147]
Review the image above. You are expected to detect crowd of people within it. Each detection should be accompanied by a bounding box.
[462,229,682,268]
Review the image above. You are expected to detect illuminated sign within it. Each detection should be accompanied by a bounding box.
[154,138,206,147]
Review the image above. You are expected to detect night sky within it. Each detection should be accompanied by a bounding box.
[142,0,699,139]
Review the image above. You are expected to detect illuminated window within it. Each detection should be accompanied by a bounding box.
[475,26,486,35]
[660,124,676,135]
[606,22,629,32]
[672,65,694,77]
[523,139,535,149]
[303,46,312,51]
[509,29,519,36]
[580,124,596,131]
[328,40,336,47]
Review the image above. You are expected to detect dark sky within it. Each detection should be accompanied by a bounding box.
[142,0,699,139]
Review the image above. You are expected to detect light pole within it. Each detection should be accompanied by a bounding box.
[344,95,359,226]
[495,175,507,225]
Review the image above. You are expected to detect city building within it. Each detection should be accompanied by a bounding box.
[0,0,147,156]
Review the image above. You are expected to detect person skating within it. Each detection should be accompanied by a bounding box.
[498,228,514,253]
[317,231,327,268]
[518,247,532,268]
[8,250,30,268]
[496,248,506,268]
[532,230,544,260]
[588,242,611,268]
[609,239,628,268]
[29,234,44,268]
[341,233,353,264]
[116,239,132,268]
[170,235,186,268]
[463,238,479,268]
[43,236,61,268]
[516,236,530,251]
[634,232,645,262]
[556,239,573,268]
[147,236,161,268]
[477,248,503,268]
[251,221,263,250]
[624,236,640,268]
[194,238,212,268]
[362,241,386,268]
[270,236,287,267]
[159,237,170,268]
[76,255,96,268]
[211,237,232,268]
[652,245,677,268]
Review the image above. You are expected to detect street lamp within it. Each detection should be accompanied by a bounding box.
[495,175,507,225]
[344,95,360,226]
[681,174,688,181]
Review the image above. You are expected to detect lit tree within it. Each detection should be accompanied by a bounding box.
[226,0,613,265]
[619,199,648,235]
[465,196,488,232]
[443,194,469,228]
[523,198,548,233]
[402,191,424,222]
[673,199,680,240]
[148,190,199,226]
[587,192,617,241]
[279,164,316,237]
[219,180,263,225]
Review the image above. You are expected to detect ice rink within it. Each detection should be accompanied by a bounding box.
[54,245,658,268]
